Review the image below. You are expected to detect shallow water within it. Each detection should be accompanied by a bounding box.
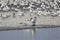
[0,28,60,40]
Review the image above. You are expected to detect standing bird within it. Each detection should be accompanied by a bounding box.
[28,17,37,26]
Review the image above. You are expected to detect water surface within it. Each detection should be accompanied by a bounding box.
[0,28,60,40]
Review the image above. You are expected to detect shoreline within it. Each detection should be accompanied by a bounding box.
[0,25,60,31]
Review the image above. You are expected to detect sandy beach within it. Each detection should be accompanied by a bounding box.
[0,11,60,27]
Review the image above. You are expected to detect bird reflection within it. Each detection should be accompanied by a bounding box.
[23,28,36,40]
[31,28,36,40]
[23,28,36,36]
